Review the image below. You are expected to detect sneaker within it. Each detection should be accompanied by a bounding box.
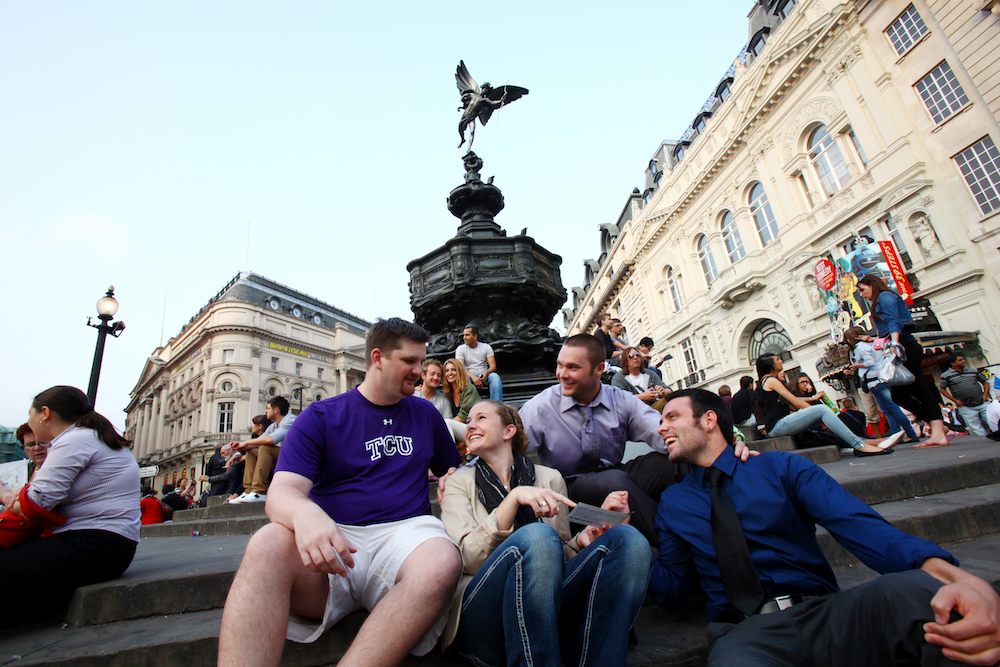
[234,492,267,504]
[227,492,250,504]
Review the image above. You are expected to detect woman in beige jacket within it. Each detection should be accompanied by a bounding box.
[439,400,650,667]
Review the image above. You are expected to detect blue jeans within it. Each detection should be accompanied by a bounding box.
[957,403,991,435]
[769,404,867,449]
[869,383,917,439]
[455,523,650,667]
[486,373,503,402]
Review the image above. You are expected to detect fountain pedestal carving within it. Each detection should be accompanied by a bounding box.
[408,152,566,403]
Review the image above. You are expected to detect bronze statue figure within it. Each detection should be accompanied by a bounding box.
[455,60,528,150]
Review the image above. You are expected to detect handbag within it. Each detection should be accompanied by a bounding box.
[877,343,915,386]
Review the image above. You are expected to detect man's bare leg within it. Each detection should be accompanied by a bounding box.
[337,538,461,667]
[218,523,329,667]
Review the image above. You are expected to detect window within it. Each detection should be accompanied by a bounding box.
[317,368,324,380]
[667,268,683,311]
[220,381,233,392]
[750,28,770,57]
[847,129,868,169]
[697,235,719,284]
[776,0,796,19]
[717,81,731,102]
[749,183,780,246]
[916,62,969,124]
[886,5,928,56]
[796,173,816,208]
[808,125,851,197]
[675,145,686,161]
[680,337,698,374]
[223,349,234,364]
[295,362,302,376]
[883,216,913,270]
[267,386,277,397]
[721,212,745,263]
[955,137,1000,214]
[218,402,234,433]
[271,356,278,370]
[694,116,707,133]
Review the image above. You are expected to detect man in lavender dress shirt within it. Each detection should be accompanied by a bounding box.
[519,334,688,543]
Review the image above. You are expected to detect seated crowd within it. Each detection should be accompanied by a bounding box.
[3,314,999,667]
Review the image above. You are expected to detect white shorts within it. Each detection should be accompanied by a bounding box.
[286,515,456,655]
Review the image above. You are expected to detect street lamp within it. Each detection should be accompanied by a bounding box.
[87,286,126,404]
[295,382,312,413]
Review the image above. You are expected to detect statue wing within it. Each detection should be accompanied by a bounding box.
[455,61,479,94]
[479,85,529,124]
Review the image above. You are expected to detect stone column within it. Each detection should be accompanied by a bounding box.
[154,385,167,453]
[137,400,150,459]
[338,369,347,395]
[250,347,261,417]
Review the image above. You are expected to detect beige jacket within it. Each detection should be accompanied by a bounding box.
[439,464,575,650]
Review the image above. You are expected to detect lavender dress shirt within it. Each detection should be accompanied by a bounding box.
[519,384,665,478]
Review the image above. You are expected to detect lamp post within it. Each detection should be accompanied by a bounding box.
[87,286,126,404]
[295,382,312,414]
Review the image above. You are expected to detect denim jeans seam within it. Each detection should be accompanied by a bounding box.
[513,557,534,667]
[563,544,610,587]
[577,556,605,667]
[461,545,522,614]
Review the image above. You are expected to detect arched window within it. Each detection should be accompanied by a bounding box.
[697,235,719,284]
[721,211,745,263]
[749,182,780,246]
[667,267,683,311]
[747,320,793,364]
[808,125,851,197]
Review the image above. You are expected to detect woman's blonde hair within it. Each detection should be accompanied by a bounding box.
[479,400,530,453]
[442,358,469,400]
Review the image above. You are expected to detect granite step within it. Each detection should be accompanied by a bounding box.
[140,515,270,538]
[5,535,999,667]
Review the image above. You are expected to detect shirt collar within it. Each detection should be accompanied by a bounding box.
[694,445,738,486]
[558,383,612,414]
[50,423,79,446]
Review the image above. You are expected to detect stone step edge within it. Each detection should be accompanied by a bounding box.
[82,484,1000,628]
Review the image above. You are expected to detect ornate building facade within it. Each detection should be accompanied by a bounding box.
[124,272,370,490]
[567,0,1000,392]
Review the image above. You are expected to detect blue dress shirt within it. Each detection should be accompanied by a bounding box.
[872,291,913,338]
[519,384,663,477]
[649,448,955,622]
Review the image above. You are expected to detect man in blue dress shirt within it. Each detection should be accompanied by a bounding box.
[650,388,1000,666]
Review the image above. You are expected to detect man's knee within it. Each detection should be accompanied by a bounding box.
[568,469,633,502]
[242,523,299,571]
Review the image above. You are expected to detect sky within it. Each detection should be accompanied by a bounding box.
[1,1,753,431]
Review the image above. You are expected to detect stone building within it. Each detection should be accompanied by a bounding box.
[566,0,1000,393]
[125,272,370,491]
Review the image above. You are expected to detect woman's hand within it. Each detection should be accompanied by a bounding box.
[510,486,575,518]
[0,483,18,509]
[637,389,657,402]
[574,526,604,550]
[601,490,630,518]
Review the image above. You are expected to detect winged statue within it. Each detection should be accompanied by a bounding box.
[455,61,528,150]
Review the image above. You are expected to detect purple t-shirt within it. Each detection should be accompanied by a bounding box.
[275,388,461,526]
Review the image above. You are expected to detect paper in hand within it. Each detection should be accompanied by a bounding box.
[567,502,630,528]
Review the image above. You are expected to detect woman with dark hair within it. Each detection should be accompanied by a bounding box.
[0,386,140,619]
[755,355,903,456]
[789,371,820,400]
[440,400,650,666]
[857,274,949,447]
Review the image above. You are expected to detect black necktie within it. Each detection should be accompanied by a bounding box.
[706,466,764,617]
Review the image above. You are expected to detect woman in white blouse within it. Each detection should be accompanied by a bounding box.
[611,346,669,413]
[0,386,140,621]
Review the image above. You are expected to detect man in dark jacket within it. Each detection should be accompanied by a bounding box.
[201,445,232,497]
[730,376,755,424]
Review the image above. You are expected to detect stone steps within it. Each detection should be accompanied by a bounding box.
[5,436,998,666]
[5,535,999,667]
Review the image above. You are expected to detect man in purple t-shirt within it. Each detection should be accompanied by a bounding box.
[218,318,462,667]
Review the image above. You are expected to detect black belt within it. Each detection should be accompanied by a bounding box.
[714,594,818,624]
